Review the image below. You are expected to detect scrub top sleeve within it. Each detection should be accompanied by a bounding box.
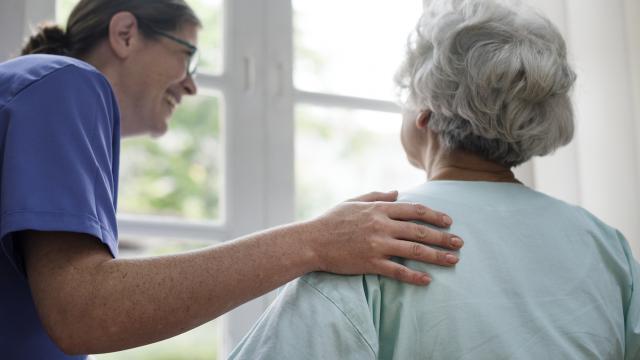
[619,231,640,359]
[228,278,376,360]
[0,64,120,271]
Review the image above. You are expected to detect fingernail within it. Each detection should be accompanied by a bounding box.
[445,254,459,264]
[421,275,432,284]
[450,237,463,248]
[442,215,452,226]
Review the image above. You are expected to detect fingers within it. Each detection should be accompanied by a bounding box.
[388,219,463,250]
[348,190,398,203]
[386,239,459,267]
[377,202,452,228]
[374,260,432,285]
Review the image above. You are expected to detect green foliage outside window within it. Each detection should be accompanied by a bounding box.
[118,95,221,220]
[57,0,223,222]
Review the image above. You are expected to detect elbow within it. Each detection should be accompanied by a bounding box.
[56,338,87,356]
[39,300,126,355]
[40,309,91,355]
[34,293,103,355]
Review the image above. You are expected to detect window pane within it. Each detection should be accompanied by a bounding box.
[295,105,425,220]
[120,94,223,221]
[293,0,422,100]
[94,321,219,360]
[55,0,77,23]
[188,0,224,75]
[94,239,220,360]
[56,0,223,74]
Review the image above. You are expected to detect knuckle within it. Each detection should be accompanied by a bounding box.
[435,250,447,263]
[366,259,379,273]
[394,267,409,280]
[441,232,450,246]
[411,243,423,257]
[371,217,387,234]
[373,202,390,213]
[414,203,427,215]
[371,201,383,208]
[371,218,385,233]
[431,250,445,264]
[416,225,428,241]
[411,272,423,284]
[368,236,384,253]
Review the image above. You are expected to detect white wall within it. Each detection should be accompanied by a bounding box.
[525,0,640,255]
[0,0,55,60]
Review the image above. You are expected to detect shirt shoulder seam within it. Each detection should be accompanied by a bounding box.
[0,63,102,113]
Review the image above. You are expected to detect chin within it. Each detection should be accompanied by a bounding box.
[150,127,169,138]
[406,155,423,170]
[149,120,170,138]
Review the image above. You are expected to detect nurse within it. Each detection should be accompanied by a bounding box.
[0,0,463,359]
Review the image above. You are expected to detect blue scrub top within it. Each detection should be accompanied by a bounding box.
[0,55,120,359]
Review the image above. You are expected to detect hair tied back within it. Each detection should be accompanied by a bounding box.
[21,24,71,56]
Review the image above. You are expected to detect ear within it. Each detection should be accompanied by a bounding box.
[108,12,140,59]
[415,110,431,129]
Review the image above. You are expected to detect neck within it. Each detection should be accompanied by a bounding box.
[421,134,519,184]
[82,45,139,137]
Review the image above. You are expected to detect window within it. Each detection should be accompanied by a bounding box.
[292,0,425,218]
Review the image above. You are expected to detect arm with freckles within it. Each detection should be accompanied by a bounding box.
[22,191,463,355]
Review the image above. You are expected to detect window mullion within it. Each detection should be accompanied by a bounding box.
[222,0,268,239]
[295,89,401,114]
[264,0,295,227]
[219,0,273,356]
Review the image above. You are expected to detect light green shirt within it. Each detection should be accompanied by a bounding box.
[229,181,640,359]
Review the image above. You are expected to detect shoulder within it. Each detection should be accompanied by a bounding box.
[0,54,112,108]
[299,273,378,342]
[282,273,368,314]
[1,55,119,134]
[229,274,377,359]
[232,274,379,359]
[570,205,629,251]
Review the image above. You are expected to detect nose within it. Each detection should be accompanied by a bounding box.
[182,74,198,96]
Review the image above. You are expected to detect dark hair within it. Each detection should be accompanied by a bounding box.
[21,0,201,57]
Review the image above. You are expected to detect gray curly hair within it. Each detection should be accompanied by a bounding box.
[396,0,576,167]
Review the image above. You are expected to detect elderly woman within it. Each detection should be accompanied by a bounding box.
[228,0,640,359]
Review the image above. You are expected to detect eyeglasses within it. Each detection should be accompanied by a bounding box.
[140,22,200,77]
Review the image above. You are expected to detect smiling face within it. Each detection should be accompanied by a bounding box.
[104,16,199,138]
[128,23,199,137]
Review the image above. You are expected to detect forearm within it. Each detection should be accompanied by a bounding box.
[27,221,320,354]
[26,193,462,355]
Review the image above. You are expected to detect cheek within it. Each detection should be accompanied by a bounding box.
[400,116,416,151]
[400,117,426,163]
[143,58,184,92]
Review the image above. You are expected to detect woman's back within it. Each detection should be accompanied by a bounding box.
[367,181,637,359]
[230,181,640,359]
